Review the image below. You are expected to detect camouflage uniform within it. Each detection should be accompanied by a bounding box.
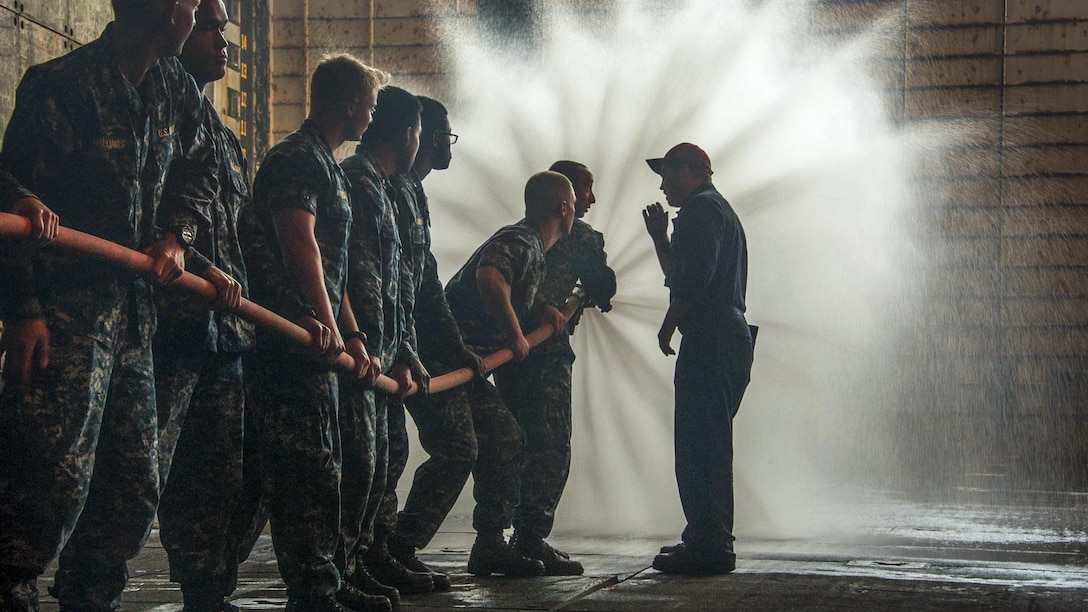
[445,224,546,535]
[154,99,256,602]
[383,171,483,551]
[492,218,615,540]
[243,119,352,600]
[371,171,425,548]
[336,147,415,575]
[0,24,214,610]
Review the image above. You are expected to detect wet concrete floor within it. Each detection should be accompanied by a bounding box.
[36,489,1088,611]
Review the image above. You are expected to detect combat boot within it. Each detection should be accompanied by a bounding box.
[510,532,584,576]
[346,565,400,606]
[652,544,735,575]
[334,582,391,612]
[387,535,451,592]
[467,532,545,577]
[362,544,433,595]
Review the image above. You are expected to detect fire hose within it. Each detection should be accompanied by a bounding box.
[0,211,579,396]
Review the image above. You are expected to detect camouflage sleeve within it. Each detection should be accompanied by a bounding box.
[478,232,533,288]
[415,251,466,351]
[578,228,617,312]
[344,182,387,357]
[397,244,420,364]
[260,150,327,217]
[0,66,63,314]
[158,67,216,242]
[236,198,311,321]
[0,170,38,209]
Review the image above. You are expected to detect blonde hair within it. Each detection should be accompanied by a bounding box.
[309,54,390,118]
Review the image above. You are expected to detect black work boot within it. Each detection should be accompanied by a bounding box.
[387,536,451,592]
[467,532,545,577]
[652,544,736,575]
[362,544,433,595]
[346,565,400,606]
[658,542,683,554]
[334,582,391,612]
[283,593,352,611]
[510,532,583,576]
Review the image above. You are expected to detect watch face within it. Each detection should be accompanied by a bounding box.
[180,226,195,245]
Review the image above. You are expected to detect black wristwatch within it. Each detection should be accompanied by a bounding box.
[344,330,368,345]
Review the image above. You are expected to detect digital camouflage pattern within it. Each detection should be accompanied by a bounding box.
[155,352,246,598]
[385,171,486,551]
[245,119,352,336]
[446,224,549,535]
[371,170,427,547]
[241,121,355,599]
[444,224,547,356]
[245,358,343,599]
[493,217,615,538]
[339,147,410,369]
[0,23,215,610]
[154,99,255,600]
[156,99,255,354]
[336,147,408,574]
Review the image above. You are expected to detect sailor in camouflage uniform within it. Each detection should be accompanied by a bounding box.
[152,2,254,610]
[0,2,237,609]
[493,161,615,576]
[337,85,431,605]
[444,171,575,578]
[380,98,483,591]
[242,55,387,612]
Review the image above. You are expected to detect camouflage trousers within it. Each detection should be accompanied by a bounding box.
[246,353,342,599]
[387,379,476,550]
[335,379,388,576]
[492,351,574,539]
[0,280,158,610]
[360,356,525,544]
[466,371,525,535]
[154,345,246,598]
[372,399,405,548]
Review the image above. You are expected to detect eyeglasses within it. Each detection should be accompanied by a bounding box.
[433,131,459,145]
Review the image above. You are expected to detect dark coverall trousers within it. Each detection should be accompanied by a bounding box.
[674,312,753,556]
[492,350,574,540]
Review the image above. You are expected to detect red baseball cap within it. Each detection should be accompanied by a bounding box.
[646,143,713,176]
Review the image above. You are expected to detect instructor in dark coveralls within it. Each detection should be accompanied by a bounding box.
[642,143,754,575]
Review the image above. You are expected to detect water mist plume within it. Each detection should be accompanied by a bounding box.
[418,0,936,539]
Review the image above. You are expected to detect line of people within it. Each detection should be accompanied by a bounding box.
[0,2,620,611]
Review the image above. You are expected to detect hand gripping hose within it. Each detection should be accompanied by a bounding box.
[0,211,578,396]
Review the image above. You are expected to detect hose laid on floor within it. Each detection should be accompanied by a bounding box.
[0,211,576,396]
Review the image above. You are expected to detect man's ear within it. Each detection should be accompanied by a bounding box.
[165,0,183,25]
